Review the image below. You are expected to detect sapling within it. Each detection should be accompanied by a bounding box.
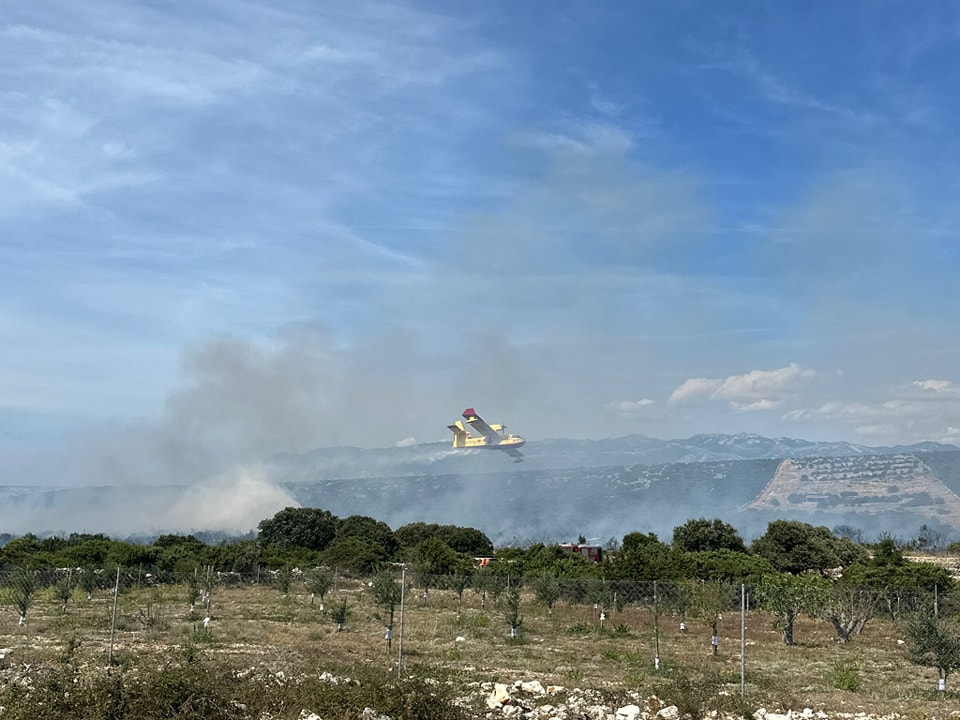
[79,567,97,601]
[10,569,36,626]
[903,611,960,692]
[331,599,350,631]
[54,572,74,613]
[371,571,402,649]
[276,565,293,596]
[305,567,334,609]
[533,573,561,616]
[186,572,200,613]
[200,566,215,612]
[504,584,523,639]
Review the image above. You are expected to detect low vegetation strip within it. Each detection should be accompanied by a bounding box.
[3,510,960,717]
[0,568,958,718]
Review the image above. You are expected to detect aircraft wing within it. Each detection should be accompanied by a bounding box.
[462,408,501,444]
[503,447,524,461]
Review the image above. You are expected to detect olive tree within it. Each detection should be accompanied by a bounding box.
[903,612,960,691]
[54,572,75,613]
[371,570,402,648]
[305,567,334,607]
[504,583,523,639]
[9,568,36,626]
[532,573,562,616]
[821,583,876,642]
[755,573,829,645]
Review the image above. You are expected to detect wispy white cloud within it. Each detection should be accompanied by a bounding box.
[784,379,960,444]
[726,49,879,126]
[606,399,656,415]
[913,379,960,396]
[670,364,816,412]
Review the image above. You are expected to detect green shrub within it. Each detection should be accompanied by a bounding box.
[0,657,468,720]
[827,658,862,692]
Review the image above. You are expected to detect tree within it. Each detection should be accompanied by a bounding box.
[820,583,876,642]
[153,535,214,573]
[689,580,736,650]
[504,583,523,638]
[217,539,262,574]
[393,522,437,550]
[62,535,113,568]
[682,549,775,585]
[257,507,338,552]
[304,567,334,607]
[394,522,494,557]
[435,526,494,557]
[443,570,473,609]
[672,518,746,554]
[913,523,948,552]
[522,544,595,578]
[79,566,98,601]
[755,573,829,645]
[903,612,960,690]
[104,541,158,569]
[833,524,865,545]
[322,536,387,574]
[608,532,685,581]
[275,565,293,595]
[9,568,36,626]
[841,541,954,621]
[472,566,502,608]
[186,572,201,612]
[532,573,562,616]
[54,572,75,613]
[331,599,350,631]
[371,570,402,647]
[751,520,842,575]
[412,537,462,581]
[335,515,398,557]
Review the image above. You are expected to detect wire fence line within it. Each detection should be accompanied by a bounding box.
[0,566,950,620]
[0,565,952,687]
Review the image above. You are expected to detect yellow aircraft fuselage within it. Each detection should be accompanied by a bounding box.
[447,408,526,460]
[448,420,526,449]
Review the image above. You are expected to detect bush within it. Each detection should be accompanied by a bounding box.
[0,656,468,720]
[827,658,862,692]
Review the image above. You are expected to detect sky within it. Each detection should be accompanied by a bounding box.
[3,0,960,492]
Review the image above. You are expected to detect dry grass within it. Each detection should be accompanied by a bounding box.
[1,579,957,716]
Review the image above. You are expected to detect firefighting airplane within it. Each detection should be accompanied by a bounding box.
[447,408,525,461]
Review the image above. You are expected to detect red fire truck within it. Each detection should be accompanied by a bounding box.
[559,543,603,563]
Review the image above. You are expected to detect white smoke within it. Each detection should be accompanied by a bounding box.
[160,464,298,534]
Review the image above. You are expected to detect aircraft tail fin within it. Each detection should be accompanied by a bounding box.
[448,422,469,448]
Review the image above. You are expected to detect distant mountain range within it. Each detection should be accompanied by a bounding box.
[268,433,958,480]
[2,434,959,543]
[263,434,960,544]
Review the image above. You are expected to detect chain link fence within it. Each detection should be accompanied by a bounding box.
[0,565,949,630]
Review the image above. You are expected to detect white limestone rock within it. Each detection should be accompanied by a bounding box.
[487,683,512,709]
[657,705,680,720]
[522,679,547,695]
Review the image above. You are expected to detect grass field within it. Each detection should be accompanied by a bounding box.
[0,576,956,718]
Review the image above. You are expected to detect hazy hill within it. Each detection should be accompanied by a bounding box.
[268,433,957,480]
[1,434,958,542]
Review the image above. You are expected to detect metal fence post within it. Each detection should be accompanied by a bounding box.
[108,566,120,664]
[740,584,746,698]
[397,564,406,678]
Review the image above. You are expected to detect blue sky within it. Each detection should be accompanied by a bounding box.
[3,0,960,486]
